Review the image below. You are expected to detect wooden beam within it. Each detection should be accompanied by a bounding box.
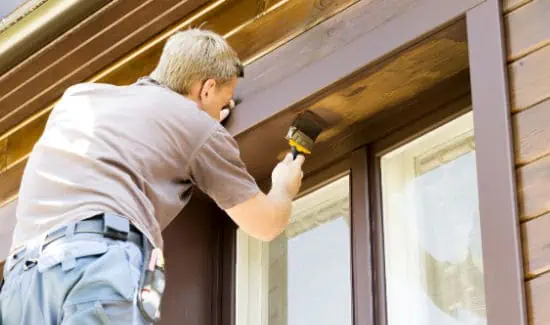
[505,0,550,62]
[226,0,482,137]
[467,0,527,324]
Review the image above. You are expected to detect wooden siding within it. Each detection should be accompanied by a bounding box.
[506,0,550,323]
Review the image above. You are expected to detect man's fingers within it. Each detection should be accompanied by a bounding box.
[293,154,306,167]
[283,152,293,164]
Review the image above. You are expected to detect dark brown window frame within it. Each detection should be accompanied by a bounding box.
[220,1,527,325]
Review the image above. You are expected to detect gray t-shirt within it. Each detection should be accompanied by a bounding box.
[11,77,260,250]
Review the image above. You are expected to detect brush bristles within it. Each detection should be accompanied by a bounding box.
[292,111,324,141]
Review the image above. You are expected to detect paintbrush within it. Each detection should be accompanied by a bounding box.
[286,110,326,159]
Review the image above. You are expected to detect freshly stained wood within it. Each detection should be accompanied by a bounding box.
[513,98,550,166]
[509,45,550,112]
[226,0,358,63]
[522,213,550,278]
[100,0,287,86]
[236,20,469,180]
[505,0,550,61]
[516,155,550,220]
[101,0,355,86]
[526,272,550,325]
[504,0,533,12]
[228,0,480,136]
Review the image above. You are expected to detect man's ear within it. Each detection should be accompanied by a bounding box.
[200,79,216,100]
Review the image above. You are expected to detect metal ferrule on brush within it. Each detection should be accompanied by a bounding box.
[286,126,315,154]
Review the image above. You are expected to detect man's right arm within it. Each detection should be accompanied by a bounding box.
[226,153,305,241]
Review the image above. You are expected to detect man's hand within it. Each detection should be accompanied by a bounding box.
[271,152,305,199]
[225,152,306,242]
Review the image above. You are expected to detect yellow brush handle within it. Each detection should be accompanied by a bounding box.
[288,139,311,155]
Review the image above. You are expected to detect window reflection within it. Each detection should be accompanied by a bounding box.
[381,111,486,325]
[236,175,352,325]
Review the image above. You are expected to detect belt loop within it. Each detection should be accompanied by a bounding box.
[62,251,76,271]
[65,221,76,240]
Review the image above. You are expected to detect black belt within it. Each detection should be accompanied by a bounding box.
[43,213,143,249]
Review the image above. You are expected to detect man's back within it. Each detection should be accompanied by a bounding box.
[12,78,220,250]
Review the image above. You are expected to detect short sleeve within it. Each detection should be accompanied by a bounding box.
[188,124,260,210]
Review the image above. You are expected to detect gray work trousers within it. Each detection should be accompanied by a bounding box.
[0,229,149,324]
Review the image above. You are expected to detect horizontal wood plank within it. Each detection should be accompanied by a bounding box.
[513,98,550,166]
[526,272,550,325]
[0,0,354,175]
[523,213,550,278]
[517,155,550,220]
[0,0,210,135]
[505,0,550,61]
[504,0,533,12]
[226,0,358,64]
[509,44,550,112]
[102,0,355,86]
[99,0,285,86]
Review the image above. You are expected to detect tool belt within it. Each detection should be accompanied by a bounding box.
[48,213,166,323]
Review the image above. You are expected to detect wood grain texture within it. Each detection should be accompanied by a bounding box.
[526,272,550,325]
[99,0,286,87]
[505,0,550,61]
[513,98,550,166]
[0,0,352,176]
[226,0,358,63]
[0,0,145,96]
[227,0,480,138]
[0,0,210,135]
[0,159,26,206]
[504,0,534,12]
[509,45,550,112]
[522,213,550,278]
[235,20,469,181]
[517,154,550,220]
[0,0,475,204]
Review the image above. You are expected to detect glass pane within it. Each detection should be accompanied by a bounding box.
[235,175,352,325]
[381,111,486,325]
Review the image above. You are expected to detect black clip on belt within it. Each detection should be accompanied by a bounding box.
[43,213,143,248]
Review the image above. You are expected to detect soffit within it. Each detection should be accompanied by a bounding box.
[237,19,470,183]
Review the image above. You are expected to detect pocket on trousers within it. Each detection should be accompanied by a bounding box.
[62,243,142,305]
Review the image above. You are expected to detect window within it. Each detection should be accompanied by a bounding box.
[235,175,352,325]
[380,111,486,325]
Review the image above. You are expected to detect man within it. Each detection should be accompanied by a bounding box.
[0,29,304,324]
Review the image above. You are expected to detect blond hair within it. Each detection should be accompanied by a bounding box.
[150,29,244,94]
